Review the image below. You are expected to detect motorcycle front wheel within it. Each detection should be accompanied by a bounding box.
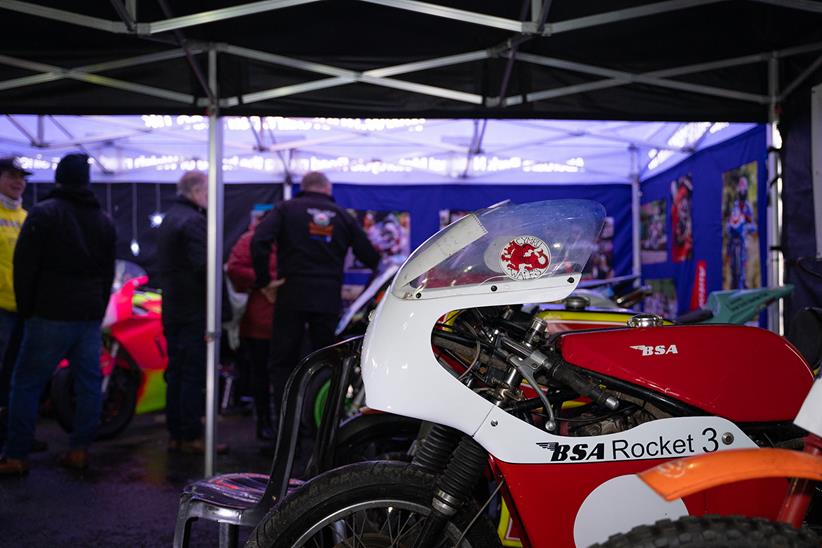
[246,461,501,548]
[591,515,819,548]
[51,349,141,440]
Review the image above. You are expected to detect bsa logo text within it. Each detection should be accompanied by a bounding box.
[630,344,678,356]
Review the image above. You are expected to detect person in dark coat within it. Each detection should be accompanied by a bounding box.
[251,172,379,416]
[0,153,116,475]
[156,171,227,455]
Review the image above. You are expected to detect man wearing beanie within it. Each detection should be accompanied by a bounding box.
[0,153,116,475]
[0,158,30,452]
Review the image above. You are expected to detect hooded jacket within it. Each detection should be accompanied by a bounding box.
[13,186,116,321]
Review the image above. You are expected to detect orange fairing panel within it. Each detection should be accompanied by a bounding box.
[640,448,822,501]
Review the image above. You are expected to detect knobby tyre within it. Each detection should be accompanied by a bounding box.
[591,515,820,548]
[246,461,501,548]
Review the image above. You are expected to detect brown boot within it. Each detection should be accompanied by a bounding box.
[178,438,230,455]
[59,449,89,470]
[0,457,29,476]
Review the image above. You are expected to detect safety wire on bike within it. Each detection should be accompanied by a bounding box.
[451,478,506,547]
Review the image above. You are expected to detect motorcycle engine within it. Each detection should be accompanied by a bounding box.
[568,394,666,437]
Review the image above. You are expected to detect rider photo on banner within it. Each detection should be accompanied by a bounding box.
[640,199,667,264]
[342,209,411,306]
[582,216,614,280]
[670,174,693,263]
[644,278,678,319]
[722,161,760,289]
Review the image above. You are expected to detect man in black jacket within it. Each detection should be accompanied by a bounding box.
[0,153,116,475]
[251,172,379,417]
[156,171,226,455]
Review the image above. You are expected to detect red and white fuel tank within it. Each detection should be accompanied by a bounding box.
[559,324,813,422]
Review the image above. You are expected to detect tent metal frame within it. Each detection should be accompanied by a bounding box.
[2,0,819,472]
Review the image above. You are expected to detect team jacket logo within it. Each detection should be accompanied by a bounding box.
[630,344,678,356]
[499,236,551,280]
[307,208,336,241]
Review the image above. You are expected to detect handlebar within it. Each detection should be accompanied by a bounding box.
[546,360,619,410]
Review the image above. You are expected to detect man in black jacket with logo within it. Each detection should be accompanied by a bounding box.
[0,153,116,475]
[251,172,380,418]
[156,171,227,455]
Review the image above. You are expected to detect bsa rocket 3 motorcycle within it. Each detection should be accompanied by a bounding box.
[247,199,813,548]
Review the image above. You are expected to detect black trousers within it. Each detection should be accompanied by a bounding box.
[268,304,337,417]
[163,322,206,441]
[240,337,272,424]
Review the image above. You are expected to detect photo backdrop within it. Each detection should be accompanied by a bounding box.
[640,126,768,317]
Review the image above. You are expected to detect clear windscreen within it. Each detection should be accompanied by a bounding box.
[392,200,605,299]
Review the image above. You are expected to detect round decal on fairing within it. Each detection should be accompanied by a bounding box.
[499,235,551,280]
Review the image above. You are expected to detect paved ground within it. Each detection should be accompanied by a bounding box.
[0,410,289,547]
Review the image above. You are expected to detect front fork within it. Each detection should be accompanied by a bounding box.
[412,427,489,548]
[778,434,822,528]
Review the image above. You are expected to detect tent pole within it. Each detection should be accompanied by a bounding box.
[630,145,641,283]
[205,44,223,477]
[813,83,822,258]
[767,53,784,334]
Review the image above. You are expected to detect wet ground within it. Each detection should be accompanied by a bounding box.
[0,411,284,547]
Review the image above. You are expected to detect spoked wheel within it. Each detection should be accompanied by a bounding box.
[592,516,820,548]
[247,462,501,548]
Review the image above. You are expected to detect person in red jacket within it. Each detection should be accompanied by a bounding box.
[227,208,280,441]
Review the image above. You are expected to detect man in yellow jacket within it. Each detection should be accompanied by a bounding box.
[0,157,29,451]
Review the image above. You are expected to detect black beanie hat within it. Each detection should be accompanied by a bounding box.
[55,153,90,186]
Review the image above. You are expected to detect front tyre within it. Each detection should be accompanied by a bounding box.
[247,461,500,548]
[591,516,820,548]
[51,349,140,440]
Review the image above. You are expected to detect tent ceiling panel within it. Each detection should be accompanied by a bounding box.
[0,1,820,120]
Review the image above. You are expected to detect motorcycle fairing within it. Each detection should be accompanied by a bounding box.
[559,325,813,422]
[494,455,787,548]
[363,199,604,436]
[795,378,822,437]
[363,274,582,436]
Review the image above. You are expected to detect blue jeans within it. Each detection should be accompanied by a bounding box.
[164,322,206,441]
[6,317,102,459]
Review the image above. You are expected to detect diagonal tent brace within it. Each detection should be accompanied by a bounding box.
[218,45,489,107]
[0,50,199,105]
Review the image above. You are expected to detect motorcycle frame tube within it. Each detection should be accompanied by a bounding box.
[778,435,822,528]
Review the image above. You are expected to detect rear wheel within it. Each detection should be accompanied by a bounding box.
[592,516,820,548]
[247,461,501,548]
[51,348,140,440]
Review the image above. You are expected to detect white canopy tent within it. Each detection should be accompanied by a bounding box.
[1,114,753,185]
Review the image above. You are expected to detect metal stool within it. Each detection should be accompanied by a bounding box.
[172,337,360,548]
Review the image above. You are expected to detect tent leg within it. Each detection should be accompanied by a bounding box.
[812,83,822,259]
[767,54,784,334]
[630,146,641,284]
[205,45,224,477]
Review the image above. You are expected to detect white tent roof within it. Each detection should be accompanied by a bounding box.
[0,114,755,185]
